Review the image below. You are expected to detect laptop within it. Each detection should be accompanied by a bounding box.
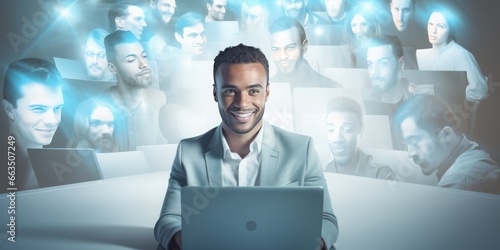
[181,186,324,250]
[28,148,103,188]
[95,150,150,179]
[136,144,178,172]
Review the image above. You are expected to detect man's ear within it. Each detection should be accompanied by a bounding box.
[174,32,183,44]
[437,126,454,143]
[115,17,124,30]
[3,100,15,120]
[265,82,270,102]
[206,3,211,11]
[398,56,405,70]
[213,84,218,102]
[108,63,117,75]
[302,38,309,54]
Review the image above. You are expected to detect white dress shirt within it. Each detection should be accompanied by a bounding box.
[220,125,264,186]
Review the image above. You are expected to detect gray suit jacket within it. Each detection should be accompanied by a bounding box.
[154,122,339,249]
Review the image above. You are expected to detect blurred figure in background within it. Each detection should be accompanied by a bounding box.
[83,28,115,81]
[343,3,382,68]
[68,98,117,153]
[325,97,396,180]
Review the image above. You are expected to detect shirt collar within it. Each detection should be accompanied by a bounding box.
[436,135,471,180]
[220,124,264,159]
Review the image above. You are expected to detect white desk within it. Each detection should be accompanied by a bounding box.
[1,172,499,250]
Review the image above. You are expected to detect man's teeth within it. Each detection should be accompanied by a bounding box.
[235,113,251,118]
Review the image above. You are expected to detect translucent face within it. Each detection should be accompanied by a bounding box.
[270,28,304,75]
[207,0,227,21]
[390,0,415,32]
[9,83,64,149]
[152,0,176,24]
[84,38,109,80]
[240,2,267,33]
[367,44,400,93]
[283,0,306,19]
[400,117,446,175]
[87,106,115,152]
[427,12,450,47]
[111,42,151,88]
[326,111,361,166]
[324,0,345,19]
[214,63,269,136]
[178,23,207,56]
[351,14,369,43]
[118,6,147,40]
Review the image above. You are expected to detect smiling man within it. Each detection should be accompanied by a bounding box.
[174,12,209,59]
[269,16,341,88]
[96,30,166,151]
[108,0,147,40]
[2,58,64,190]
[154,43,338,250]
[324,97,395,180]
[205,0,227,21]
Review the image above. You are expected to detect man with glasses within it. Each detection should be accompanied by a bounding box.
[83,28,115,81]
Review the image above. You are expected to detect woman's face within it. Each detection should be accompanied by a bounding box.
[351,14,369,43]
[427,12,450,47]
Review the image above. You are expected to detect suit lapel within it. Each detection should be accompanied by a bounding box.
[205,126,223,187]
[257,123,280,186]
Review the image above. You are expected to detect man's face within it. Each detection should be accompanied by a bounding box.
[351,14,369,43]
[324,0,344,19]
[270,28,304,75]
[117,6,147,40]
[207,0,227,21]
[214,63,269,136]
[177,23,207,56]
[240,2,267,34]
[111,42,152,88]
[400,117,447,175]
[87,106,115,152]
[427,12,449,47]
[390,0,415,32]
[151,0,176,24]
[283,0,306,19]
[84,38,109,80]
[8,83,63,148]
[326,111,361,167]
[367,44,400,93]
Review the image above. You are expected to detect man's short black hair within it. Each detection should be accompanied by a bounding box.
[326,97,364,128]
[3,58,63,108]
[393,94,459,139]
[108,0,143,31]
[213,43,269,83]
[104,30,140,63]
[368,35,403,59]
[268,16,307,44]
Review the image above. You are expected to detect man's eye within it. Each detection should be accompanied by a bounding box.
[223,89,235,95]
[249,89,260,95]
[31,107,47,113]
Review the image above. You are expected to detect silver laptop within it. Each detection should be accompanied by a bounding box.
[181,186,324,250]
[28,148,103,188]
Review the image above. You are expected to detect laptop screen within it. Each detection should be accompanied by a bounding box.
[181,186,324,250]
[28,148,103,188]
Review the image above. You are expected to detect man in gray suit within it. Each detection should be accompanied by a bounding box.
[154,44,338,249]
